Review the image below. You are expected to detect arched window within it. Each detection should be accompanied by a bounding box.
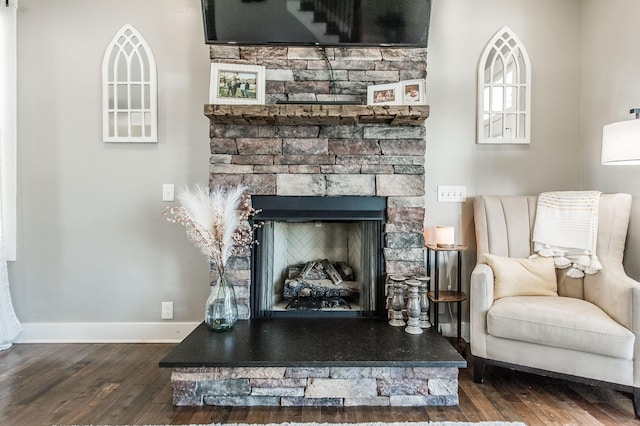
[102,25,157,143]
[477,27,531,144]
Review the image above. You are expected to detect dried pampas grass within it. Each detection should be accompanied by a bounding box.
[163,184,258,276]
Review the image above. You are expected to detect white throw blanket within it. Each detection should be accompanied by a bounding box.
[532,190,602,278]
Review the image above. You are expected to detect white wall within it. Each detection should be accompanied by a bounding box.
[580,0,640,280]
[11,0,212,339]
[424,0,582,323]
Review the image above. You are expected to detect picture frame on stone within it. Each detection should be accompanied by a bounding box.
[400,79,426,105]
[367,82,401,106]
[209,63,266,105]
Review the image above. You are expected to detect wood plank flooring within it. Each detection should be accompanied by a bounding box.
[1,342,638,426]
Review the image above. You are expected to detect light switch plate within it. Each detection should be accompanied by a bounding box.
[438,185,467,202]
[162,184,175,202]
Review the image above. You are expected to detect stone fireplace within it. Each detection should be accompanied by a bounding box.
[207,46,429,319]
[159,45,468,409]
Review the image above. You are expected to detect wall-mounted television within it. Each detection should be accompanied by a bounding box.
[201,0,432,47]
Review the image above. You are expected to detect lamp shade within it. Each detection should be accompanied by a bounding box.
[436,226,455,248]
[601,119,640,165]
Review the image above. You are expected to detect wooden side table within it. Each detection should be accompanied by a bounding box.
[425,244,467,339]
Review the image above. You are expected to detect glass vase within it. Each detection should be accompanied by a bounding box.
[205,272,238,332]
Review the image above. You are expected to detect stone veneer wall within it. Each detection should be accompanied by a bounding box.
[172,366,458,407]
[207,46,428,318]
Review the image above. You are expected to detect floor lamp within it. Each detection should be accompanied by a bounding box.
[602,108,640,165]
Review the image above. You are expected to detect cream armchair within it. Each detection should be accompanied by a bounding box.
[471,194,640,418]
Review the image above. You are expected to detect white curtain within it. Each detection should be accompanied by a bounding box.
[0,146,21,349]
[0,0,21,351]
[0,260,21,351]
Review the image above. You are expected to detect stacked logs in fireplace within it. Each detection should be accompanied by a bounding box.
[283,259,359,310]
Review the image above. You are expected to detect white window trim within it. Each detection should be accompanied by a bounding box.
[0,0,18,261]
[102,24,158,143]
[477,26,532,145]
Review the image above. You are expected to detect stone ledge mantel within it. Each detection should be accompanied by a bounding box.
[204,104,430,126]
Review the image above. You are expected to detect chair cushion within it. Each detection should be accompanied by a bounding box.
[485,254,558,299]
[487,296,635,359]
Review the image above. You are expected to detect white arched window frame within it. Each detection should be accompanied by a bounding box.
[102,24,157,143]
[477,27,531,144]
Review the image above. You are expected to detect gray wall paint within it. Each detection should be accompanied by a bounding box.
[424,0,582,319]
[12,0,212,322]
[9,0,638,327]
[580,0,640,281]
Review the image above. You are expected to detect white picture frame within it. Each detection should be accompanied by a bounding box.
[367,83,401,106]
[400,79,426,105]
[209,63,266,105]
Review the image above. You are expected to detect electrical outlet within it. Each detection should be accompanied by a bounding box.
[161,302,173,320]
[438,185,467,202]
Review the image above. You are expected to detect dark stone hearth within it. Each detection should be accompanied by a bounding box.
[159,319,466,368]
[161,319,465,407]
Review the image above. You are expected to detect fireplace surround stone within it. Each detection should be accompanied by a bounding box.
[206,48,429,319]
[157,45,468,409]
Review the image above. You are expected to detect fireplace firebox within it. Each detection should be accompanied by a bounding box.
[251,196,386,318]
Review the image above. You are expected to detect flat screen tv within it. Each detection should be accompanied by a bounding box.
[201,0,432,47]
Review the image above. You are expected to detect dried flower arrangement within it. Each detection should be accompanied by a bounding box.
[163,184,259,278]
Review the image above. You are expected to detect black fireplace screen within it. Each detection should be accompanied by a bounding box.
[251,196,386,318]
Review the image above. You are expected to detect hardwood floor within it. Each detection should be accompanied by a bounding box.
[1,342,639,426]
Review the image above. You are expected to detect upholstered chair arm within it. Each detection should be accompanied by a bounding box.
[586,269,639,331]
[634,285,640,389]
[470,263,495,359]
[586,270,640,387]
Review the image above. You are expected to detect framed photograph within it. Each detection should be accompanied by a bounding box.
[209,63,266,105]
[367,83,401,106]
[400,79,426,105]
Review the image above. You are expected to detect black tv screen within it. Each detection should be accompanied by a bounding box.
[201,0,432,47]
